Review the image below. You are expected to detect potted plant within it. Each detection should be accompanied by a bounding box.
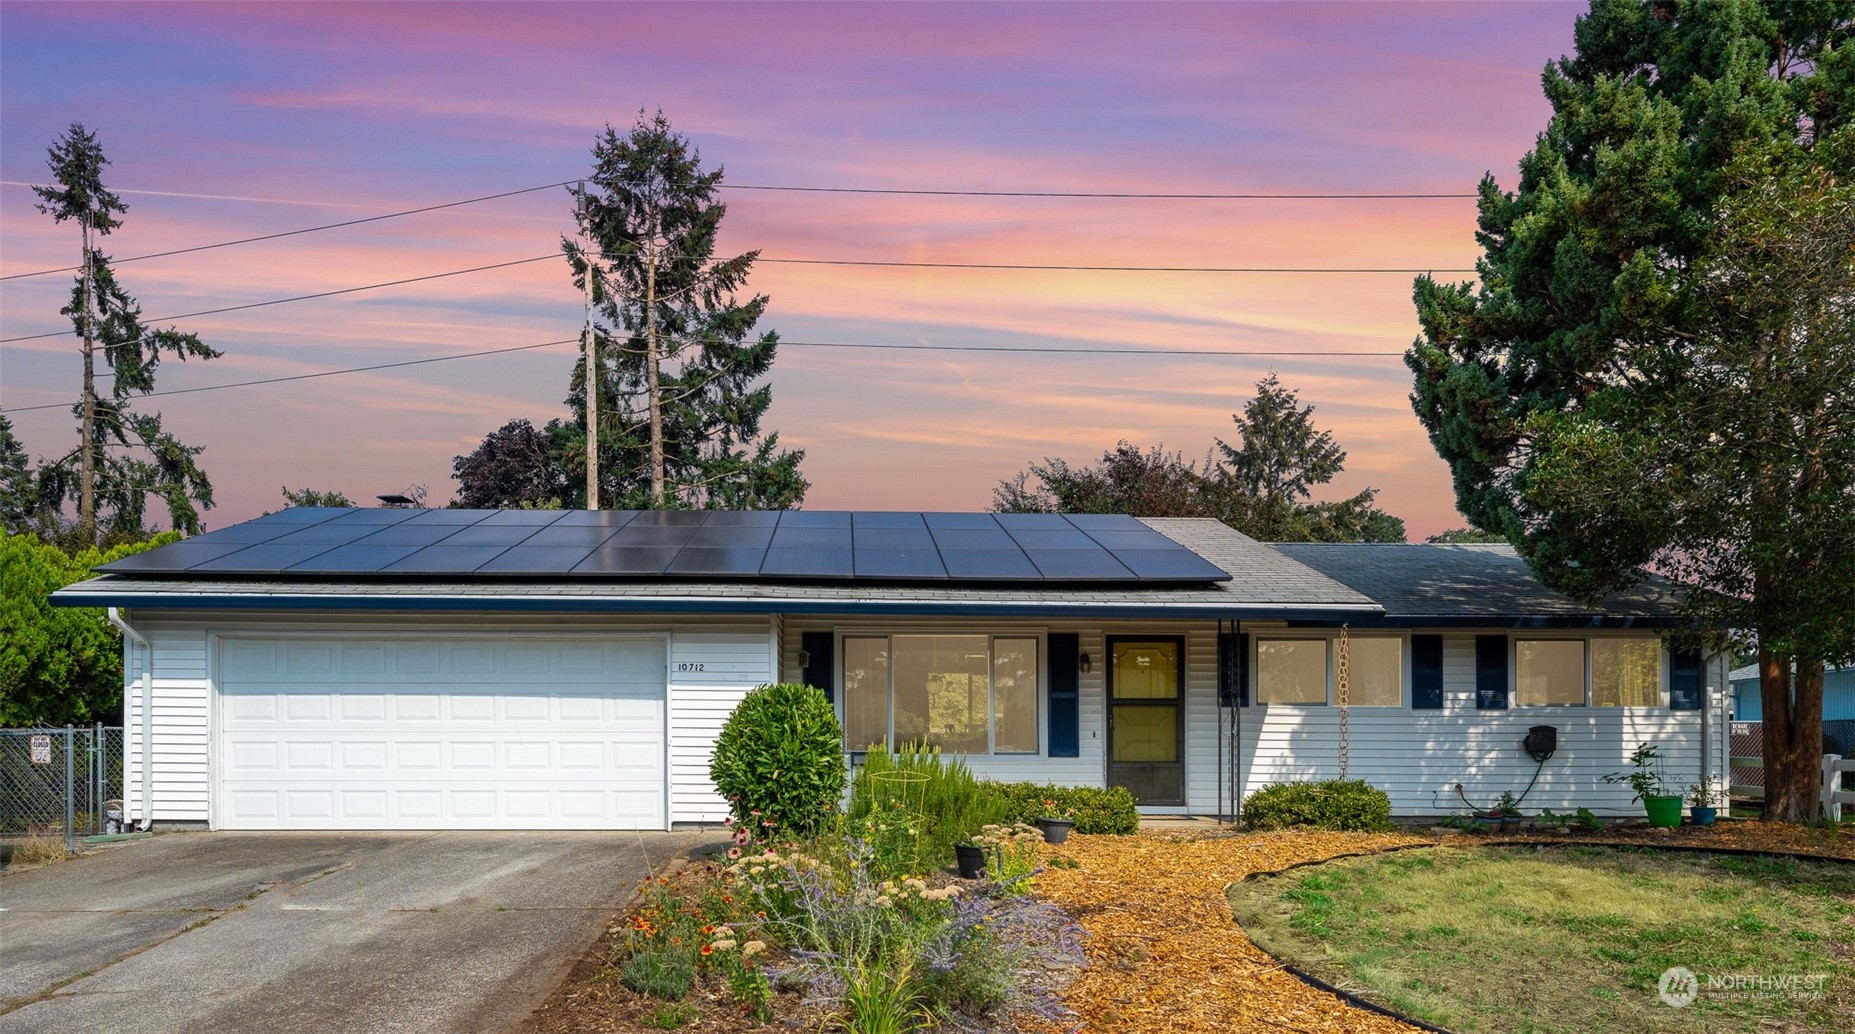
[1496,790,1524,831]
[1686,775,1722,827]
[953,840,987,879]
[1034,799,1076,844]
[1603,742,1682,828]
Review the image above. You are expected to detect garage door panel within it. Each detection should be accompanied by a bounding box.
[219,636,667,830]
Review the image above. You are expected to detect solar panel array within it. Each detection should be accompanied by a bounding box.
[99,508,1231,584]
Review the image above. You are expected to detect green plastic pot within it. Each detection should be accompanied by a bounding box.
[1643,794,1683,828]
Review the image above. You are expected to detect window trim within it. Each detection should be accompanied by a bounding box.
[1252,632,1409,707]
[835,629,1046,757]
[1510,635,1668,709]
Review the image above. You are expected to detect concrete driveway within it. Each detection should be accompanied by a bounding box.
[0,829,714,1033]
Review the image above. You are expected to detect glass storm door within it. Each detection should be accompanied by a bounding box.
[1108,638,1183,805]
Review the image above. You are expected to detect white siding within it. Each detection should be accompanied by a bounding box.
[120,610,775,829]
[668,621,779,823]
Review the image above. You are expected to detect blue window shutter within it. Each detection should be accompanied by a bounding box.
[1047,632,1080,757]
[1669,648,1702,710]
[801,631,835,704]
[1412,635,1444,709]
[1475,635,1508,710]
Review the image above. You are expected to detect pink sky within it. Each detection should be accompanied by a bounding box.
[0,1,1581,538]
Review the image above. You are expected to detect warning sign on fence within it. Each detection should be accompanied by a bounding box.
[30,734,51,764]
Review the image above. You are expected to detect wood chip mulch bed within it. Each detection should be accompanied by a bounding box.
[519,821,1850,1034]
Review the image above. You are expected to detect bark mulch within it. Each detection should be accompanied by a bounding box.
[519,821,1850,1034]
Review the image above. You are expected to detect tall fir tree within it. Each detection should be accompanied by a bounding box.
[33,122,221,543]
[1407,1,1854,820]
[561,112,807,510]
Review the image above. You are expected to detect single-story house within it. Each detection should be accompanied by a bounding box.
[1729,663,1855,723]
[51,507,1732,831]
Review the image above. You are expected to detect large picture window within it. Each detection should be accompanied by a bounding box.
[1257,635,1403,706]
[1516,637,1663,707]
[840,634,1040,755]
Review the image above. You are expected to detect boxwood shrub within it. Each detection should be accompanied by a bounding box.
[1242,779,1393,832]
[709,682,846,838]
[980,781,1139,835]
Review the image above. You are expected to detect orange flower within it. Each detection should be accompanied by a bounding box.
[700,944,714,956]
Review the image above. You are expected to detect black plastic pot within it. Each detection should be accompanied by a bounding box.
[1036,817,1075,844]
[954,844,987,879]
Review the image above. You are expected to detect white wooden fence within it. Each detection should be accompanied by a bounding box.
[1822,754,1855,821]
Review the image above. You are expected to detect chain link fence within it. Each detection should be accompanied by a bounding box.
[1,726,126,853]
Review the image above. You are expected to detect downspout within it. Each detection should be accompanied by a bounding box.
[108,608,154,831]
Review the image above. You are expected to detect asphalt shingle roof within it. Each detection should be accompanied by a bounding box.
[1271,542,1690,626]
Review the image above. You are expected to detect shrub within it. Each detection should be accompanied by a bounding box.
[710,682,846,838]
[1242,779,1393,832]
[981,782,1140,835]
[850,743,1010,875]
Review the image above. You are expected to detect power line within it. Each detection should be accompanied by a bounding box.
[0,181,576,281]
[0,256,560,345]
[1,177,1476,282]
[730,185,1476,199]
[761,258,1473,274]
[0,338,1403,415]
[1,251,1473,347]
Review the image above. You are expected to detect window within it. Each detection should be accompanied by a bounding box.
[840,634,1040,755]
[1515,637,1664,706]
[1256,635,1403,705]
[1592,639,1661,707]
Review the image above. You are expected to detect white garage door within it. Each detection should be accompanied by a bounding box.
[216,635,667,830]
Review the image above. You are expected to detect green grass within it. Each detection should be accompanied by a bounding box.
[1228,846,1855,1034]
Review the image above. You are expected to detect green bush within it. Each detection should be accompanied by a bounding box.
[980,782,1140,835]
[850,742,1010,875]
[710,682,846,838]
[1242,779,1393,832]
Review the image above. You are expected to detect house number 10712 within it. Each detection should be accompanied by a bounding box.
[676,662,705,672]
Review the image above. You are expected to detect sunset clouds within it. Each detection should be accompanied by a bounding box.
[0,1,1579,535]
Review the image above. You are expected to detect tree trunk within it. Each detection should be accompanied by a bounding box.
[78,228,97,545]
[1760,648,1827,823]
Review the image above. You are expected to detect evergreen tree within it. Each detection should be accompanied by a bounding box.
[33,122,221,543]
[0,416,46,535]
[563,112,807,510]
[1407,0,1854,821]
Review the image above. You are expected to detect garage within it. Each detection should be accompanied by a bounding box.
[215,635,667,830]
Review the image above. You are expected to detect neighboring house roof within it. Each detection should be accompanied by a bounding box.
[52,514,1378,621]
[1271,542,1691,628]
[52,510,1695,627]
[1729,663,1853,683]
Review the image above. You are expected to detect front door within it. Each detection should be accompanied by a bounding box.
[1107,637,1183,805]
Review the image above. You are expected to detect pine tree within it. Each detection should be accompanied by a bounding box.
[33,122,221,543]
[562,112,807,510]
[1407,1,1855,820]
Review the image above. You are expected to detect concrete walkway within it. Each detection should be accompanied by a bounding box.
[0,829,715,1034]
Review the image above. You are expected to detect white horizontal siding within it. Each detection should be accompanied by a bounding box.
[669,623,779,823]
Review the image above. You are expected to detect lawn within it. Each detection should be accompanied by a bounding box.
[1228,844,1855,1033]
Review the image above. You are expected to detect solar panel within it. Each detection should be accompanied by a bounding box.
[476,545,602,574]
[439,524,544,548]
[1025,549,1135,580]
[666,547,772,577]
[938,548,1043,580]
[760,547,855,578]
[770,526,851,549]
[352,523,463,547]
[94,508,1230,585]
[854,548,948,579]
[854,526,935,550]
[687,524,775,549]
[572,545,684,575]
[190,544,345,572]
[286,544,428,573]
[384,545,513,573]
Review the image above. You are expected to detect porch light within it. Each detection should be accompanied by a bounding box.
[1079,653,1092,674]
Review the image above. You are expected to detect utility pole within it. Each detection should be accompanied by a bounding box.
[78,218,97,544]
[578,182,599,510]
